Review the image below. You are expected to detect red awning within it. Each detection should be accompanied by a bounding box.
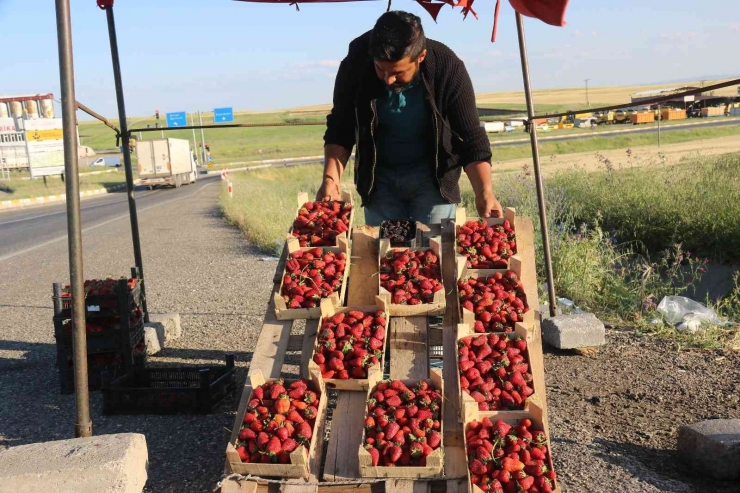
[234,0,568,40]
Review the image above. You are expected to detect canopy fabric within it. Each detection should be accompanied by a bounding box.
[235,0,568,41]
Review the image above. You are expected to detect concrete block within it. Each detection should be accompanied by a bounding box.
[150,313,181,342]
[0,433,148,493]
[677,419,740,480]
[143,324,163,356]
[542,313,605,349]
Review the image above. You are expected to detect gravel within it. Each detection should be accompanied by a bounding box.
[2,181,739,492]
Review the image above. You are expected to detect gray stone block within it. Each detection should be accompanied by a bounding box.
[0,433,148,493]
[143,324,164,356]
[542,313,605,349]
[678,419,740,480]
[149,313,181,342]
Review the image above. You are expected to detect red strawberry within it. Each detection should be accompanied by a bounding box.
[366,445,380,466]
[389,445,403,463]
[427,430,441,448]
[470,459,487,475]
[281,438,299,453]
[297,422,313,442]
[287,410,304,424]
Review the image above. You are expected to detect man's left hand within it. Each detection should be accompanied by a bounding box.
[475,189,503,218]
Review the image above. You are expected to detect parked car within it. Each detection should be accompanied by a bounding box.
[89,157,121,167]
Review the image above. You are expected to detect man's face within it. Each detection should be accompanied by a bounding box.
[374,49,427,93]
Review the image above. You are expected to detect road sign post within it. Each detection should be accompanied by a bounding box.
[214,107,234,123]
[165,111,187,128]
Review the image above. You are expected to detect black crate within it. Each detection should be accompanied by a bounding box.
[54,317,145,355]
[57,280,143,320]
[57,345,146,394]
[101,355,237,415]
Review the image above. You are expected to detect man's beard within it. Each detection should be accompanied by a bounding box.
[388,65,420,94]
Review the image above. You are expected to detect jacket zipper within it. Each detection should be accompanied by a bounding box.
[367,99,378,197]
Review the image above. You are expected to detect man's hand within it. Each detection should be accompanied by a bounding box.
[316,176,341,202]
[475,188,503,218]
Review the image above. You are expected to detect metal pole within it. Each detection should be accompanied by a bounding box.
[584,78,590,108]
[657,103,661,147]
[104,4,150,323]
[515,13,558,318]
[54,0,92,438]
[198,111,207,164]
[190,113,197,162]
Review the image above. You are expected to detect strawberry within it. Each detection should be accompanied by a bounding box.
[287,410,304,424]
[297,422,313,442]
[501,458,524,472]
[281,438,299,454]
[470,459,487,475]
[238,428,255,441]
[389,446,403,463]
[366,445,380,466]
[427,430,442,448]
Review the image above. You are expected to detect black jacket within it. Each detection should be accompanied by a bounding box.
[324,31,492,205]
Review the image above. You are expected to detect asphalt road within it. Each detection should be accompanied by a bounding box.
[491,117,740,147]
[0,175,220,262]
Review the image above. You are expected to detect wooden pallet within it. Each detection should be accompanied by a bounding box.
[222,216,552,493]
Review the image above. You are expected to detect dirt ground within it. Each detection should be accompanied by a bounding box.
[544,328,740,493]
[493,134,740,175]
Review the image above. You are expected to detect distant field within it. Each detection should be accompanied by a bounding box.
[76,77,738,165]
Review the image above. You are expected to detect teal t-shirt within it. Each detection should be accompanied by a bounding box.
[375,79,433,172]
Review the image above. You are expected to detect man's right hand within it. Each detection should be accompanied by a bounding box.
[316,176,341,202]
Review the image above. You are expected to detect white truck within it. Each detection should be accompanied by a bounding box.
[136,138,198,189]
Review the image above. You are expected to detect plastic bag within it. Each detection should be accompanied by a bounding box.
[656,296,724,328]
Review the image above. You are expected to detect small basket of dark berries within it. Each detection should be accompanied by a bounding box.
[380,219,419,248]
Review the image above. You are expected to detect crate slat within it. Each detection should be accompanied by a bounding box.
[346,226,379,306]
[323,391,366,481]
[389,316,429,380]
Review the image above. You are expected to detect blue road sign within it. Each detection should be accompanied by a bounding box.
[214,107,234,123]
[166,111,188,128]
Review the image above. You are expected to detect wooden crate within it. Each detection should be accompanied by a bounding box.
[357,369,445,478]
[225,369,328,480]
[462,401,560,493]
[630,112,655,124]
[700,107,725,117]
[274,235,351,320]
[307,298,389,392]
[453,207,518,271]
[454,322,537,423]
[286,190,355,250]
[377,237,446,317]
[455,256,536,331]
[661,109,686,120]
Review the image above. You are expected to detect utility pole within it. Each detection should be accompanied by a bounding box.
[198,111,207,164]
[584,78,591,108]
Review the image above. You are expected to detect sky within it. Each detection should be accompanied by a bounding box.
[0,0,738,119]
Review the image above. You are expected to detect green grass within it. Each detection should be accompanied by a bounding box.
[550,152,740,261]
[78,108,740,168]
[0,171,130,200]
[489,125,740,162]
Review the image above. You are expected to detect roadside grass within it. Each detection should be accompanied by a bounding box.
[0,170,130,200]
[550,152,740,262]
[77,106,740,167]
[490,124,740,162]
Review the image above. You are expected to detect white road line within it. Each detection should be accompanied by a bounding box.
[0,182,216,263]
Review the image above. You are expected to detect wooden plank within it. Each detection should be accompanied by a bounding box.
[220,478,259,493]
[254,486,378,493]
[513,217,550,436]
[385,479,431,493]
[300,320,319,379]
[323,391,366,481]
[439,218,468,489]
[346,226,379,306]
[389,317,429,380]
[288,334,304,352]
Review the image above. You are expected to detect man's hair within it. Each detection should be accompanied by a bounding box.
[370,11,426,62]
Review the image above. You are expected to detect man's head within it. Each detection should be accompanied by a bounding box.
[370,11,427,93]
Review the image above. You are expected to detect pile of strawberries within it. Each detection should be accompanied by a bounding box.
[458,334,534,411]
[235,379,320,464]
[363,379,443,467]
[466,417,556,493]
[281,248,347,309]
[313,310,386,380]
[458,271,529,332]
[380,249,443,305]
[457,219,516,270]
[292,200,352,247]
[62,277,139,297]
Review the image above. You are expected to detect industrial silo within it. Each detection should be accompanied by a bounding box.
[25,100,39,119]
[0,103,8,118]
[40,99,55,118]
[9,101,23,118]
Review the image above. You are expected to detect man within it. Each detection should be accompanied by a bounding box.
[317,11,502,225]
